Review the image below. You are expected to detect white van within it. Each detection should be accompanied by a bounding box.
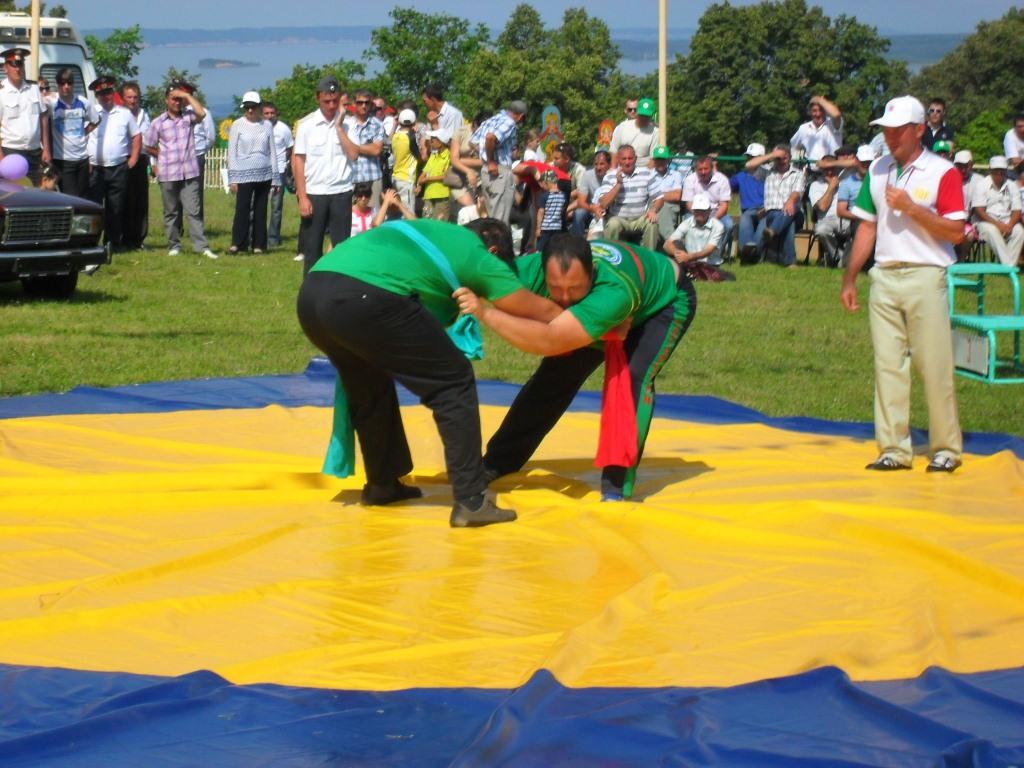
[0,12,98,98]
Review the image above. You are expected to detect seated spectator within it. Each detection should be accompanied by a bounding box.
[351,185,415,236]
[682,154,732,257]
[975,155,1023,267]
[651,145,684,244]
[808,155,850,267]
[953,150,986,260]
[664,193,724,266]
[932,139,953,161]
[732,142,767,263]
[746,144,805,266]
[834,145,873,266]
[922,98,954,153]
[595,144,664,250]
[535,170,568,252]
[417,128,451,221]
[790,95,843,166]
[571,149,611,236]
[610,97,659,168]
[1003,114,1024,173]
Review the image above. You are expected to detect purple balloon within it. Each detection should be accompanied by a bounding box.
[0,153,29,181]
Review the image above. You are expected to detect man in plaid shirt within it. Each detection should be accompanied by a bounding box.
[344,89,386,207]
[471,100,527,224]
[746,144,806,265]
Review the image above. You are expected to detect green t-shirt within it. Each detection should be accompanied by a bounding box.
[310,220,523,325]
[515,239,679,339]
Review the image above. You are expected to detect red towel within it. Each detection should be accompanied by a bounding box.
[595,338,638,468]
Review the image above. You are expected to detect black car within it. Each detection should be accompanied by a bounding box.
[0,181,108,299]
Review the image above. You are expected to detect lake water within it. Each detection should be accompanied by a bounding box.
[134,40,659,119]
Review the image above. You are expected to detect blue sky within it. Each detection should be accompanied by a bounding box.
[57,0,1018,36]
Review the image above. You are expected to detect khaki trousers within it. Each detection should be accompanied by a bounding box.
[976,221,1024,267]
[868,265,962,463]
[604,214,659,250]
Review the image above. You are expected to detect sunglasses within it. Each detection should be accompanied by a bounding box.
[355,99,371,105]
[625,107,637,112]
[928,108,943,113]
[5,59,24,67]
[40,85,49,91]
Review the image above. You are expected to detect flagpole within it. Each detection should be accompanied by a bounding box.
[658,0,667,143]
[30,0,40,80]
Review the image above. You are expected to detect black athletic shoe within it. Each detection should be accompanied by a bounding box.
[360,480,423,506]
[925,455,961,473]
[865,455,912,471]
[450,492,517,528]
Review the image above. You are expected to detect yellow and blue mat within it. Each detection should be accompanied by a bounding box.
[1,359,1022,766]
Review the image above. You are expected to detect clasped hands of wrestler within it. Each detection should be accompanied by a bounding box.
[453,287,632,340]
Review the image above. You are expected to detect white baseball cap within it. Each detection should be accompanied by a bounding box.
[953,150,973,165]
[426,128,452,144]
[240,90,261,107]
[744,142,765,157]
[989,155,1009,170]
[870,95,925,127]
[856,145,875,162]
[398,108,416,126]
[691,193,712,211]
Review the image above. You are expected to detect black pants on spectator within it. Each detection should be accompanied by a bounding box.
[296,271,488,502]
[2,147,42,187]
[89,162,128,249]
[53,158,89,198]
[123,155,149,248]
[232,180,271,251]
[299,191,352,273]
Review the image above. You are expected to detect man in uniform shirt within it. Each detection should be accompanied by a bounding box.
[87,76,141,252]
[293,76,359,273]
[296,218,561,527]
[840,95,965,474]
[49,66,98,198]
[0,47,50,186]
[456,234,696,501]
[144,81,217,259]
[262,101,293,248]
[121,81,150,250]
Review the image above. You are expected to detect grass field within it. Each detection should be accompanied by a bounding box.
[1,184,1021,438]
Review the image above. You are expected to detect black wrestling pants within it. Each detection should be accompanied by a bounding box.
[296,270,487,502]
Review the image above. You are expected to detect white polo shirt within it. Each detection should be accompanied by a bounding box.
[87,104,140,167]
[852,150,965,267]
[0,78,48,150]
[790,116,843,162]
[978,175,1022,223]
[294,108,353,195]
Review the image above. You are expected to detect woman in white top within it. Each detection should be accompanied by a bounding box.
[227,91,275,253]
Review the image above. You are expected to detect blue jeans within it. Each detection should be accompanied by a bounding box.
[760,209,803,265]
[571,207,593,237]
[738,207,765,247]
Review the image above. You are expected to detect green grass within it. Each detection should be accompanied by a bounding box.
[1,185,1021,438]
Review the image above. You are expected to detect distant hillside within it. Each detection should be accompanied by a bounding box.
[82,26,964,69]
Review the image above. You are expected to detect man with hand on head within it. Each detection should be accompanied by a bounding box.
[840,96,965,474]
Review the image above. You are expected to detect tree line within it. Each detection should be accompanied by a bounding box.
[84,1,1023,160]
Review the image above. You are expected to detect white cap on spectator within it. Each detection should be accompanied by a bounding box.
[240,91,261,107]
[953,150,973,165]
[989,155,1008,170]
[856,145,875,162]
[870,95,925,127]
[426,128,452,144]
[457,205,480,226]
[398,108,416,126]
[691,193,712,211]
[744,142,765,157]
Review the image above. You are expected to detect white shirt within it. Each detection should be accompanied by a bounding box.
[294,108,353,195]
[791,115,843,163]
[609,119,659,166]
[87,104,140,167]
[682,170,731,207]
[51,94,99,161]
[669,214,724,264]
[270,120,293,176]
[130,108,152,156]
[192,109,215,155]
[437,101,464,142]
[0,78,48,150]
[978,175,1022,223]
[1003,127,1024,164]
[809,178,839,218]
[961,173,988,217]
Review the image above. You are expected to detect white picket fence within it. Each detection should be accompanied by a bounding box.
[204,147,230,191]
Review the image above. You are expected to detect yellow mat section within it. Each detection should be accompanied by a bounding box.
[1,404,1023,691]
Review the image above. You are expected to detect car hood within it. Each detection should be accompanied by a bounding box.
[0,181,104,213]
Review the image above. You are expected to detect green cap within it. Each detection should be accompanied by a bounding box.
[637,97,656,117]
[932,139,952,154]
[652,146,671,160]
